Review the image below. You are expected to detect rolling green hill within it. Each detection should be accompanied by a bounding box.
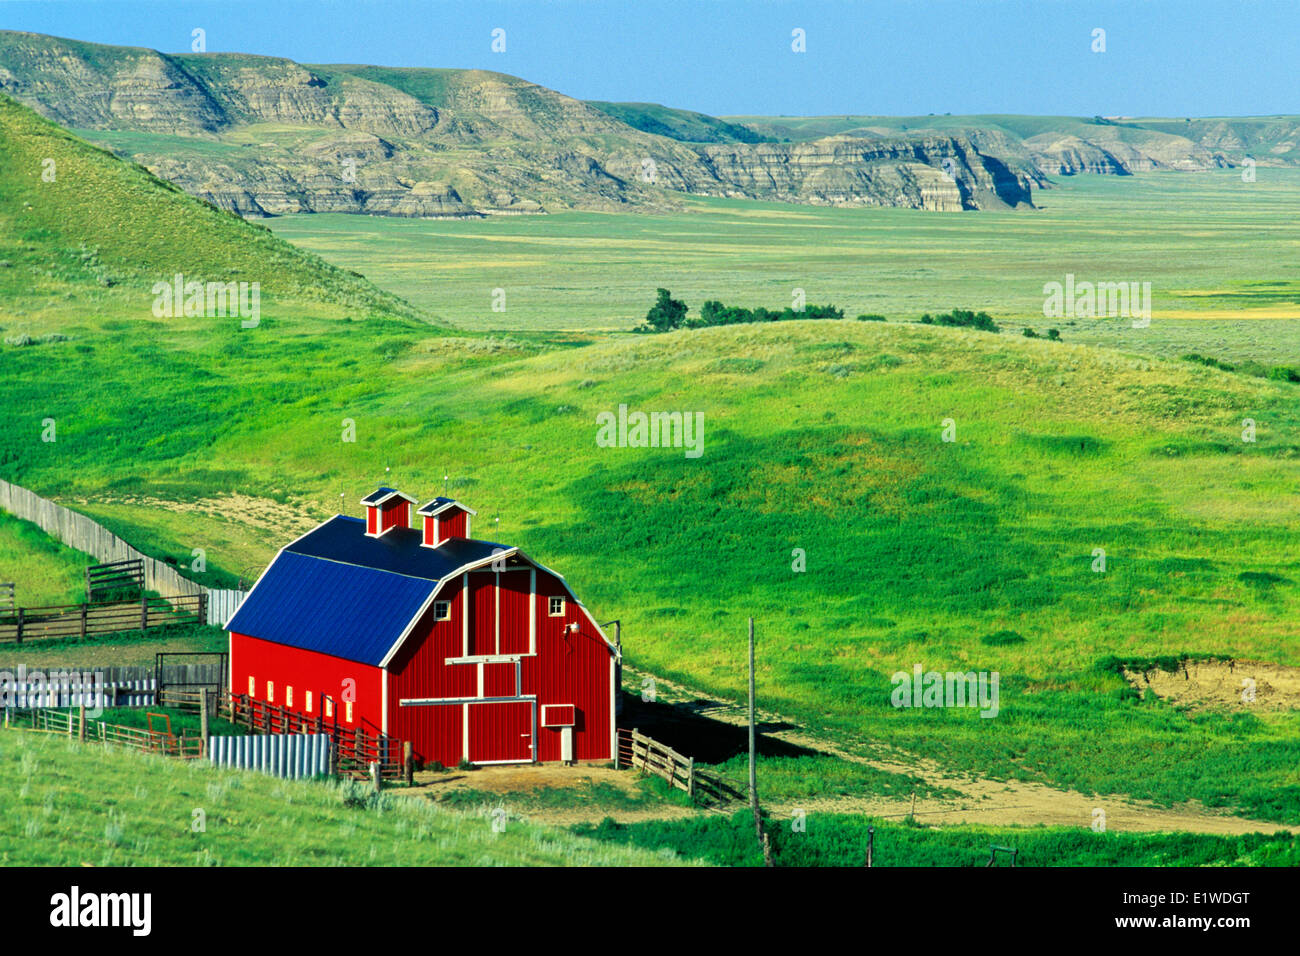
[3,311,1298,822]
[586,101,773,144]
[0,727,690,865]
[0,91,424,329]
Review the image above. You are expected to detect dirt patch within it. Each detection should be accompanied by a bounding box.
[78,494,321,542]
[1124,659,1300,712]
[390,762,699,826]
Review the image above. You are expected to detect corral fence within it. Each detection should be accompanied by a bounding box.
[1,662,227,711]
[0,583,13,612]
[0,594,206,645]
[616,727,741,805]
[5,706,204,758]
[86,558,144,600]
[0,479,205,600]
[170,691,404,780]
[1,480,249,630]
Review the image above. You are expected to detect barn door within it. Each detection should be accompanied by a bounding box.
[468,700,535,764]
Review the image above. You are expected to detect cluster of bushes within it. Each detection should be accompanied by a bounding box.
[1022,327,1061,340]
[636,289,844,332]
[1182,353,1300,383]
[637,292,1012,336]
[919,309,998,332]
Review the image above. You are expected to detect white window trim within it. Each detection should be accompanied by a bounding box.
[434,600,451,621]
[548,595,565,617]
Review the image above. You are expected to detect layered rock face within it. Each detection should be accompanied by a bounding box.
[0,30,1037,216]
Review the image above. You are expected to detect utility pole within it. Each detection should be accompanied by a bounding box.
[749,617,773,866]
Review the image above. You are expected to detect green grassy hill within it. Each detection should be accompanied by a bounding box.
[586,101,773,144]
[0,727,690,865]
[3,311,1298,822]
[0,90,425,331]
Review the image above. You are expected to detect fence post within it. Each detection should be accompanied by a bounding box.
[79,704,86,742]
[370,761,381,793]
[687,756,695,799]
[15,608,22,644]
[404,740,413,786]
[80,603,87,639]
[200,688,210,750]
[198,592,208,627]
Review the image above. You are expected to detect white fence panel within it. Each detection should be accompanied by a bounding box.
[206,589,247,627]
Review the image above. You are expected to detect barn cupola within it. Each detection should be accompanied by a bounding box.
[417,497,476,548]
[360,487,418,537]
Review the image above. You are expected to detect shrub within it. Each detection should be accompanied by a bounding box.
[1046,328,1060,341]
[1022,327,1038,338]
[856,313,887,322]
[980,630,1026,646]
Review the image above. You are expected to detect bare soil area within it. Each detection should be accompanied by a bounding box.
[1124,659,1300,713]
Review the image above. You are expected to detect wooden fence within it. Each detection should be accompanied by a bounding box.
[5,706,204,758]
[86,558,144,599]
[616,727,742,805]
[0,594,205,644]
[188,692,405,780]
[0,479,206,600]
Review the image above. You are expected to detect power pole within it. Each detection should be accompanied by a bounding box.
[749,617,773,866]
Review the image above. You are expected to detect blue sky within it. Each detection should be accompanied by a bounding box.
[1,0,1295,118]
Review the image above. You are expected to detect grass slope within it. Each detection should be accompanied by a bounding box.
[0,727,691,865]
[3,314,1298,822]
[585,101,772,144]
[0,90,425,331]
[0,509,90,606]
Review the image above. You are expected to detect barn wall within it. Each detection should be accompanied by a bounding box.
[385,565,615,765]
[230,632,384,733]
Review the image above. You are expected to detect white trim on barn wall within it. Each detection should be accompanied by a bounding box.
[609,654,616,761]
[494,570,501,654]
[529,567,537,655]
[382,670,388,735]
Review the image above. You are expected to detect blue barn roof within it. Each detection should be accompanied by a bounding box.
[226,515,519,667]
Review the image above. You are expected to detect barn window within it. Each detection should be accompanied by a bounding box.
[434,600,451,621]
[305,691,313,713]
[267,681,275,703]
[286,686,294,708]
[548,595,565,616]
[248,675,255,696]
[345,701,354,724]
[324,698,334,718]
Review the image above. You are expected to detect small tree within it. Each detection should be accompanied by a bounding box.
[641,288,688,332]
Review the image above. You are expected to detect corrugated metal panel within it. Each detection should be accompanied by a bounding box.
[226,551,434,666]
[208,733,331,779]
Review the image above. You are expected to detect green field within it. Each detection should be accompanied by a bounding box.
[0,727,691,865]
[0,510,90,606]
[576,811,1299,867]
[265,171,1300,363]
[4,91,1300,852]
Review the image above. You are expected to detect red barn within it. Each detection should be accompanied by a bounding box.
[226,488,619,766]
